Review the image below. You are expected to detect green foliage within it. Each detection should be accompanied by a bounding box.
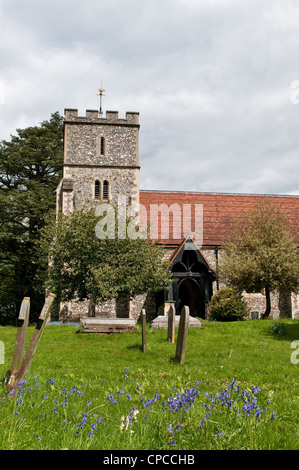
[209,287,249,321]
[0,113,64,323]
[267,320,287,337]
[219,201,299,318]
[39,204,172,307]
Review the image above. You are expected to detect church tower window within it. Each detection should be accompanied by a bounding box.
[94,180,100,199]
[103,180,109,201]
[100,137,105,156]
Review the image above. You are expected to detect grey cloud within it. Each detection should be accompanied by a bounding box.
[0,0,299,194]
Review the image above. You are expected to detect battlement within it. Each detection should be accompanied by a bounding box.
[64,109,139,125]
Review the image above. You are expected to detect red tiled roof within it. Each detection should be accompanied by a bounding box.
[139,190,299,246]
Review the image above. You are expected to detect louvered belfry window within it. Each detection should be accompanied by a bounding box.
[103,180,109,200]
[100,137,105,156]
[94,180,100,199]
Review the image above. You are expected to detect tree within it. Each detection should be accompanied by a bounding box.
[218,201,299,319]
[39,204,172,316]
[0,112,64,323]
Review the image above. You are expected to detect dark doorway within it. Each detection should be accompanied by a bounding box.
[162,237,216,319]
[178,278,202,317]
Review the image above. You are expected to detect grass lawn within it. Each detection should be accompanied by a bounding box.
[0,318,298,450]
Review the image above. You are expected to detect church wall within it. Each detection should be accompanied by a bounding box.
[54,108,299,323]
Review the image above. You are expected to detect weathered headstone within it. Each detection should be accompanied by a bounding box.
[142,308,146,353]
[251,311,259,320]
[10,297,30,379]
[7,293,55,393]
[272,310,280,320]
[80,317,137,333]
[167,306,175,343]
[150,315,202,329]
[174,306,189,365]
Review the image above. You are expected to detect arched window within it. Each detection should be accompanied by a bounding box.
[100,137,105,156]
[94,180,100,199]
[103,180,109,201]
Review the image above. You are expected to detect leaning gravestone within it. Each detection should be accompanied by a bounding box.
[7,293,55,393]
[174,306,190,365]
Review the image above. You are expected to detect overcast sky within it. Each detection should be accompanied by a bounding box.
[1,0,299,195]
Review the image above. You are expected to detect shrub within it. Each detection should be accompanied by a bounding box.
[268,320,287,336]
[209,288,249,322]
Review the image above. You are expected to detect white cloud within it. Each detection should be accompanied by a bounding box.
[0,0,299,194]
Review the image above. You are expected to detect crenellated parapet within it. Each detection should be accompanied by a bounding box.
[64,109,139,126]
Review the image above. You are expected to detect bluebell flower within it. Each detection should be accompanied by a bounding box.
[17,379,26,388]
[252,386,261,396]
[107,393,117,404]
[167,440,177,446]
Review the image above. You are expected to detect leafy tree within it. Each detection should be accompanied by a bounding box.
[219,201,299,318]
[0,112,64,323]
[39,204,172,316]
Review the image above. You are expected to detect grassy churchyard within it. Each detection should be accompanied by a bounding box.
[0,318,298,451]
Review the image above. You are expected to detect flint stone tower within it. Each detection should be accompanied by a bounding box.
[56,109,140,216]
[55,108,142,321]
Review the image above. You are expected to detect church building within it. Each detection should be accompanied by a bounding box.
[56,107,299,321]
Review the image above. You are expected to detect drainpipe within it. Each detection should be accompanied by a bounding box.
[215,246,219,291]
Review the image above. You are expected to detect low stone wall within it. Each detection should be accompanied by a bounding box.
[56,290,299,323]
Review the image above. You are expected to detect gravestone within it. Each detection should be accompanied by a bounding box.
[174,306,189,365]
[79,317,137,333]
[167,306,175,343]
[272,310,280,320]
[251,311,259,320]
[10,297,30,378]
[142,309,146,352]
[150,315,203,329]
[7,293,55,393]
